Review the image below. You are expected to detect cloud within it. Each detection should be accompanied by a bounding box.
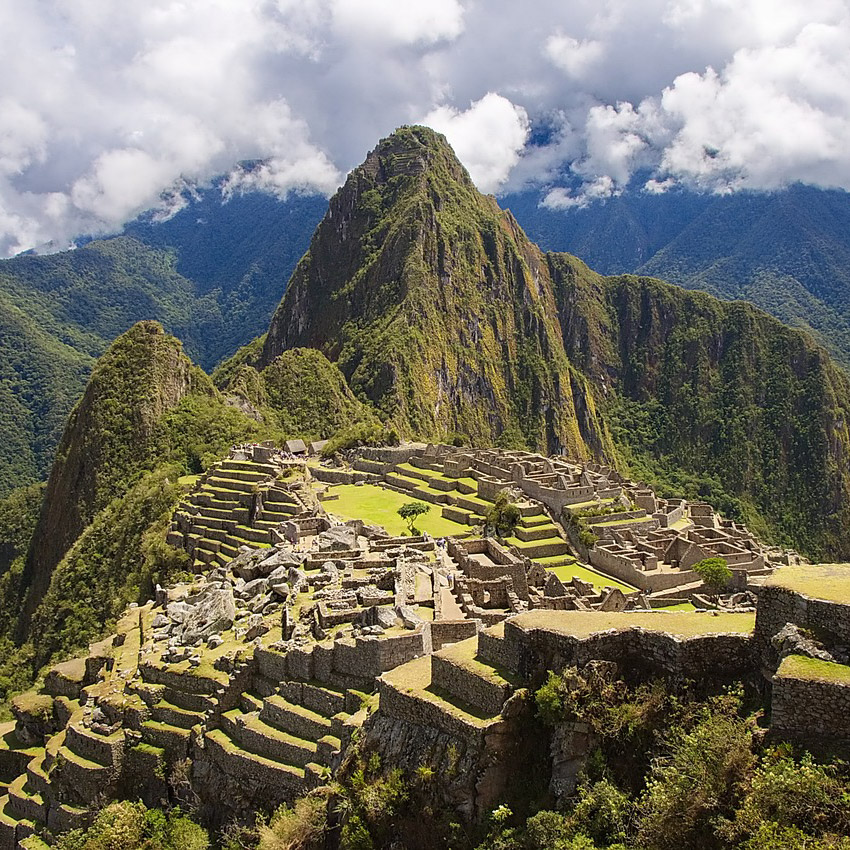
[421,94,530,193]
[1,0,850,254]
[330,0,464,45]
[545,34,604,79]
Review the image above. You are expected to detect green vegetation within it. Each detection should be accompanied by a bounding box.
[509,183,850,370]
[215,346,379,441]
[595,280,850,560]
[0,191,325,495]
[237,675,850,850]
[55,800,208,849]
[545,563,637,594]
[485,491,522,538]
[320,422,399,457]
[765,563,850,603]
[777,654,850,685]
[0,482,43,575]
[322,484,467,538]
[692,557,732,599]
[397,500,430,534]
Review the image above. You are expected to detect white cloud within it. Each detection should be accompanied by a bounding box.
[545,34,604,79]
[2,0,850,254]
[421,93,530,193]
[330,0,464,45]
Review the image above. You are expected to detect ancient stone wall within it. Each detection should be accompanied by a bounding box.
[771,667,850,747]
[754,585,850,672]
[430,619,480,651]
[501,620,755,686]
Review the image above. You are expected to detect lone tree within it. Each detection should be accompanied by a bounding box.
[692,556,732,601]
[398,501,430,534]
[485,491,522,538]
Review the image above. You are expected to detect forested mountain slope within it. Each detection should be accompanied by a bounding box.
[0,191,325,494]
[505,184,850,367]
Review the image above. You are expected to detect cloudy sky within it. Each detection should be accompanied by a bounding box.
[1,0,849,255]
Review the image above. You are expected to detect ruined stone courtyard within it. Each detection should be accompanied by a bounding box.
[0,443,845,849]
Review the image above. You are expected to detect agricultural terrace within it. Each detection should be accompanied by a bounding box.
[766,564,850,604]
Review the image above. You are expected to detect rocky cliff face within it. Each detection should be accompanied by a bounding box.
[18,322,204,635]
[262,126,611,458]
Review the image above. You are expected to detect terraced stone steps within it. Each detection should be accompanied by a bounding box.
[429,636,519,717]
[204,728,310,794]
[261,696,333,741]
[220,709,318,768]
[5,774,45,827]
[150,700,204,730]
[513,522,563,542]
[379,655,505,733]
[140,721,190,763]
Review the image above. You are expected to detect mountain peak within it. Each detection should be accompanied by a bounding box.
[357,125,474,190]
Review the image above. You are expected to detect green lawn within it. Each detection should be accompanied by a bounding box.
[766,564,850,603]
[514,609,756,639]
[777,654,850,685]
[547,563,637,593]
[323,484,469,537]
[656,602,696,612]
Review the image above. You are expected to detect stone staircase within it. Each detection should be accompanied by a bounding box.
[169,459,303,569]
[205,677,369,800]
[134,660,223,765]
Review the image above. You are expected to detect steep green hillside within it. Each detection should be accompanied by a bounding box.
[262,125,611,457]
[0,191,325,495]
[16,321,268,638]
[216,344,378,437]
[548,254,850,555]
[505,184,850,368]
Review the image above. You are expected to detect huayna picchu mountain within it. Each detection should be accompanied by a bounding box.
[251,126,850,559]
[259,126,611,460]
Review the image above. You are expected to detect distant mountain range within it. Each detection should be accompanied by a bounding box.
[503,183,850,367]
[0,189,325,493]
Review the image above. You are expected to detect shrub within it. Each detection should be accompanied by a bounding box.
[637,706,754,849]
[55,801,209,850]
[692,557,732,598]
[485,491,522,538]
[259,795,327,850]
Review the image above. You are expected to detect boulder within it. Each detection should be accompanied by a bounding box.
[396,605,423,630]
[270,580,290,600]
[166,600,191,624]
[289,568,308,595]
[318,525,357,551]
[177,585,236,646]
[240,578,268,600]
[245,615,269,641]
